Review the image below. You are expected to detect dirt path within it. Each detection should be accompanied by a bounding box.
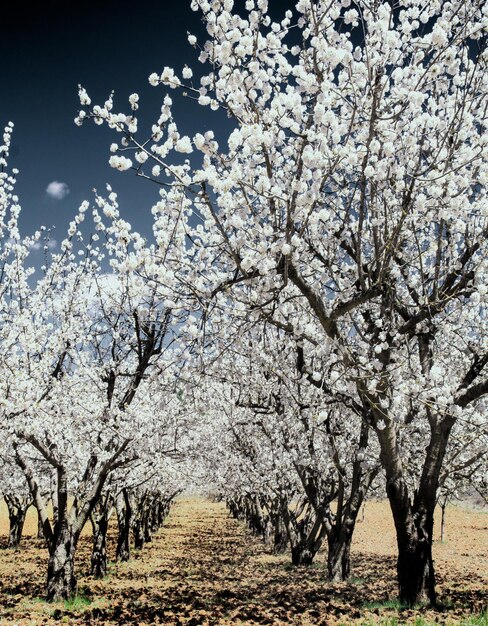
[0,498,486,625]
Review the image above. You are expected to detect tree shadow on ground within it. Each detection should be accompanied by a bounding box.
[0,502,485,625]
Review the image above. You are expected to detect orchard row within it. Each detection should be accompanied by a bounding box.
[1,0,487,608]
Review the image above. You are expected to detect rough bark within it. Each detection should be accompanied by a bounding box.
[272,515,289,554]
[328,421,379,582]
[244,494,267,537]
[37,513,46,541]
[15,440,129,602]
[282,496,327,567]
[440,502,447,543]
[377,415,453,606]
[116,489,132,562]
[4,495,30,549]
[133,519,145,550]
[46,530,77,602]
[131,491,149,550]
[265,498,288,553]
[291,543,315,565]
[90,508,109,579]
[393,499,436,607]
[327,530,352,582]
[143,505,153,544]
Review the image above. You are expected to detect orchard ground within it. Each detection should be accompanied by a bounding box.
[0,498,486,625]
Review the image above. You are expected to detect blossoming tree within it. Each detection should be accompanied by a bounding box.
[79,0,487,606]
[0,160,192,599]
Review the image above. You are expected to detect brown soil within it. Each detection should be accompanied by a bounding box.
[0,498,486,625]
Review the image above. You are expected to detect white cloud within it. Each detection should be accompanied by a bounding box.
[29,239,57,252]
[46,181,70,200]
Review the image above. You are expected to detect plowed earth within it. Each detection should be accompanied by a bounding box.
[0,499,486,625]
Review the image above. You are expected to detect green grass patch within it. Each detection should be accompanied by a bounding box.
[349,576,367,585]
[463,610,488,626]
[410,613,488,626]
[339,618,401,626]
[342,615,487,626]
[363,598,405,611]
[63,594,92,611]
[28,596,47,604]
[355,606,487,626]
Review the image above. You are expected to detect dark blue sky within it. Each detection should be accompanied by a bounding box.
[1,0,220,242]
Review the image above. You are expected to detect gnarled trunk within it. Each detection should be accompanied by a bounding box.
[37,513,46,542]
[245,494,267,538]
[133,519,145,550]
[272,514,288,553]
[131,491,149,550]
[327,531,352,582]
[393,498,436,606]
[15,439,130,603]
[383,468,437,606]
[325,471,373,583]
[8,509,26,548]
[116,489,131,562]
[46,530,77,602]
[378,415,453,606]
[283,501,326,567]
[4,495,30,549]
[90,510,109,579]
[291,543,315,565]
[150,499,161,533]
[260,496,288,553]
[143,508,153,543]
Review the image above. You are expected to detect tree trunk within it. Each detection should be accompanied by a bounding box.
[133,520,145,550]
[116,513,131,561]
[143,508,153,544]
[46,531,77,601]
[395,503,436,606]
[272,515,288,553]
[90,512,109,579]
[440,502,447,542]
[131,492,148,550]
[37,513,45,541]
[150,500,160,533]
[375,412,453,607]
[116,490,131,562]
[245,495,266,537]
[14,442,129,602]
[291,543,314,565]
[280,496,324,566]
[51,486,59,528]
[327,531,352,582]
[325,480,371,583]
[4,496,29,549]
[8,509,26,548]
[383,474,437,606]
